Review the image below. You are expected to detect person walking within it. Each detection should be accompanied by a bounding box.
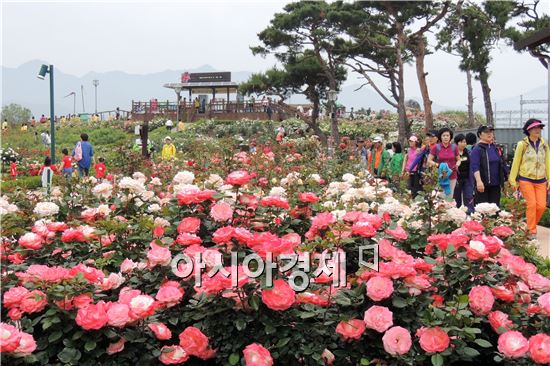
[387,142,404,188]
[509,119,550,237]
[470,125,505,207]
[73,133,94,177]
[427,128,461,198]
[453,134,474,213]
[403,135,421,196]
[368,136,390,177]
[408,130,439,198]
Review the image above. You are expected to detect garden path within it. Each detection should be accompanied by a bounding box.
[536,225,550,258]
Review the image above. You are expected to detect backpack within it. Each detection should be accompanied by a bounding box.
[74,142,83,162]
[434,143,457,162]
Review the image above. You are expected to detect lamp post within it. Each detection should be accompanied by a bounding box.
[37,64,55,164]
[93,79,99,114]
[328,89,339,144]
[174,86,182,123]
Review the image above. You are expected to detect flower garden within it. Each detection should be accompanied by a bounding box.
[1,119,550,366]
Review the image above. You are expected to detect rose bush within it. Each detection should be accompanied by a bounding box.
[0,136,549,366]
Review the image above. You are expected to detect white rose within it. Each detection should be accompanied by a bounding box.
[33,202,60,217]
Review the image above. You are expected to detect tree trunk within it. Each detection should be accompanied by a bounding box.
[140,120,150,159]
[479,69,494,125]
[413,38,434,132]
[466,69,475,128]
[395,27,410,144]
[309,95,328,147]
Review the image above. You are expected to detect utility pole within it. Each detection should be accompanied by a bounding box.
[81,85,85,113]
[93,79,99,114]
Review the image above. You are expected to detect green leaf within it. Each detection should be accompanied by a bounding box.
[249,295,260,311]
[464,327,481,334]
[229,353,240,365]
[48,331,63,343]
[84,341,96,352]
[474,339,492,348]
[235,319,247,331]
[360,359,370,365]
[431,354,444,366]
[58,347,81,363]
[276,337,291,348]
[265,324,276,335]
[335,296,351,306]
[462,347,480,357]
[392,297,407,308]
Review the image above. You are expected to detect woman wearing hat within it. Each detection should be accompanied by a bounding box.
[161,136,176,160]
[509,119,550,236]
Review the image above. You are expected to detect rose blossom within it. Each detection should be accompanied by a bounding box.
[147,242,171,267]
[417,327,450,353]
[469,285,494,315]
[33,202,59,217]
[225,170,251,186]
[488,311,513,333]
[156,281,185,308]
[13,332,36,356]
[528,333,550,364]
[19,290,48,314]
[159,345,189,365]
[210,201,234,222]
[243,343,273,366]
[336,319,366,341]
[261,279,295,311]
[363,306,393,333]
[382,326,412,356]
[0,322,22,352]
[497,331,529,358]
[177,217,201,233]
[538,292,550,314]
[3,286,30,309]
[106,337,126,355]
[75,301,109,330]
[129,295,156,319]
[106,303,131,328]
[366,276,394,302]
[178,326,216,359]
[149,323,172,340]
[18,232,43,250]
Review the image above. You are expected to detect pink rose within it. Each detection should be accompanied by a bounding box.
[492,225,514,238]
[488,311,513,333]
[179,326,216,359]
[0,322,22,352]
[212,226,235,245]
[366,276,394,302]
[3,286,30,309]
[177,217,201,234]
[529,333,550,364]
[311,212,335,230]
[19,290,47,314]
[527,274,550,293]
[243,343,273,366]
[538,292,550,314]
[149,323,172,340]
[8,308,23,320]
[469,285,494,315]
[159,345,189,365]
[352,221,378,238]
[382,326,412,356]
[298,192,319,203]
[120,258,138,274]
[498,331,529,358]
[336,319,366,341]
[210,201,234,222]
[73,293,93,308]
[18,232,43,250]
[106,337,126,355]
[75,301,109,330]
[363,305,393,333]
[129,295,156,320]
[176,233,202,246]
[261,279,295,311]
[417,327,450,353]
[156,282,184,308]
[260,196,290,210]
[225,170,251,186]
[13,332,36,356]
[106,303,131,328]
[385,226,408,241]
[147,242,172,267]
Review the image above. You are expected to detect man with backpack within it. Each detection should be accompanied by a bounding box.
[73,133,94,177]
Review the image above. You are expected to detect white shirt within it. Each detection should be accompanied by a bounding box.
[41,167,53,188]
[166,120,173,127]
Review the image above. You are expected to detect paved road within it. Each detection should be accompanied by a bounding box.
[536,225,550,258]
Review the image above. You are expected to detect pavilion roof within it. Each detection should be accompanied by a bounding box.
[164,81,239,94]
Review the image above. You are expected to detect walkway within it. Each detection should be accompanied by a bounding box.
[536,225,550,258]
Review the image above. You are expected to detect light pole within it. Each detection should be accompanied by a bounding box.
[37,64,55,164]
[328,89,339,144]
[93,79,99,114]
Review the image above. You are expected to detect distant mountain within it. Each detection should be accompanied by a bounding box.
[1,60,546,118]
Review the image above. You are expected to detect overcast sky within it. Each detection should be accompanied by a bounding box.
[2,0,549,107]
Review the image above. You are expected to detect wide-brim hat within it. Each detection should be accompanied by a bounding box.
[524,118,545,132]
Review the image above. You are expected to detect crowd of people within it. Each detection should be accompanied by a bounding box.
[353,119,550,237]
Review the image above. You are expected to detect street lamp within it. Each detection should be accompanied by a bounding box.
[93,79,99,114]
[37,64,56,164]
[328,89,339,144]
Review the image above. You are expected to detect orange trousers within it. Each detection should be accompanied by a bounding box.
[519,180,548,234]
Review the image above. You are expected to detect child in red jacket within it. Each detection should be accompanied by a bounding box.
[95,157,106,181]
